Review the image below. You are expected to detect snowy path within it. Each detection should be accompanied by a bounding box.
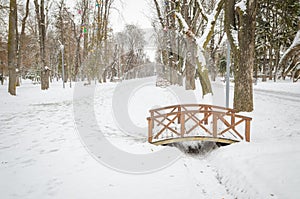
[0,81,232,199]
[1,78,300,199]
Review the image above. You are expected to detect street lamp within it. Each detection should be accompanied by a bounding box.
[226,40,231,108]
[58,40,65,88]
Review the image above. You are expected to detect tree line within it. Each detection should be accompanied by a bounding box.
[151,0,299,112]
[1,0,148,93]
[0,0,299,113]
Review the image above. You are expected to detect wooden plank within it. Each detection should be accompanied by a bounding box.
[218,114,231,127]
[204,106,209,125]
[198,123,213,135]
[231,113,236,132]
[245,119,251,142]
[185,111,200,124]
[177,106,181,124]
[147,117,153,143]
[153,116,180,139]
[219,119,245,139]
[186,123,199,134]
[213,114,218,138]
[150,104,179,113]
[154,109,177,127]
[180,112,185,137]
[200,112,212,124]
[148,104,252,144]
[150,136,239,145]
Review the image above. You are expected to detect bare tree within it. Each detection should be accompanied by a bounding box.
[153,0,224,94]
[0,0,9,85]
[279,21,300,82]
[16,0,30,86]
[7,0,18,95]
[34,0,49,90]
[116,24,146,74]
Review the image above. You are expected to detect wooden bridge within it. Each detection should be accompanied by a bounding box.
[147,104,252,146]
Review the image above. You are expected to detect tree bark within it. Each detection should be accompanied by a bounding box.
[234,0,256,112]
[34,0,49,90]
[225,0,256,112]
[16,0,30,87]
[7,0,17,95]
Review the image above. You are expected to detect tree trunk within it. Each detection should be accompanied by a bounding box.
[225,0,256,112]
[268,47,273,80]
[234,0,256,112]
[34,0,48,90]
[262,47,267,82]
[7,0,17,95]
[185,42,196,90]
[15,0,30,87]
[210,35,217,82]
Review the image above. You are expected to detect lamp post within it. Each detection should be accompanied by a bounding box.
[226,40,231,108]
[58,41,65,89]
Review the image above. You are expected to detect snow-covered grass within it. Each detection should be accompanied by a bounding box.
[0,77,300,198]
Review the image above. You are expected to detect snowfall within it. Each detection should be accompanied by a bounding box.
[0,73,300,199]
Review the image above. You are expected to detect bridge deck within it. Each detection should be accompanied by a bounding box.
[150,136,239,146]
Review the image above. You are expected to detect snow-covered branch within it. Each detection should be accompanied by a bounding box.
[196,0,208,21]
[174,12,190,33]
[235,0,247,13]
[279,30,300,68]
[281,30,300,59]
[197,0,224,49]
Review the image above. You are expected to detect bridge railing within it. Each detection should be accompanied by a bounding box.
[147,104,252,145]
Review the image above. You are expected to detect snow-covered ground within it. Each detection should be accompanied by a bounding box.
[0,77,299,199]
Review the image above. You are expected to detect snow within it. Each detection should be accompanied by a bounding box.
[1,77,300,198]
[235,0,247,13]
[280,30,300,64]
[174,12,189,33]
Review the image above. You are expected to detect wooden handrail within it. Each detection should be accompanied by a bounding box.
[147,104,252,145]
[150,104,236,113]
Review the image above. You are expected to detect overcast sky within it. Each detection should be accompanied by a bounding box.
[64,0,153,32]
[110,0,153,32]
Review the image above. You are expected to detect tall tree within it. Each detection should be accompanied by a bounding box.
[279,21,300,81]
[225,0,257,112]
[7,0,18,95]
[16,0,30,86]
[255,0,300,82]
[153,0,224,95]
[34,0,49,90]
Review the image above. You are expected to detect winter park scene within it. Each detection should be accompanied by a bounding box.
[1,0,300,198]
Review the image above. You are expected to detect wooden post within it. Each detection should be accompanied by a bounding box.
[180,112,185,137]
[148,117,153,143]
[213,113,218,138]
[245,119,251,142]
[204,106,208,125]
[231,112,236,131]
[178,105,181,124]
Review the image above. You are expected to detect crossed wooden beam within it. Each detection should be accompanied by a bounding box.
[147,104,252,145]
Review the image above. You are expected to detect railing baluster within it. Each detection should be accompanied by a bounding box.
[148,117,153,143]
[213,113,218,138]
[203,106,208,125]
[178,105,181,124]
[231,112,236,132]
[245,119,251,142]
[180,111,185,137]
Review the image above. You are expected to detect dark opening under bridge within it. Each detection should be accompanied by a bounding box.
[147,104,252,146]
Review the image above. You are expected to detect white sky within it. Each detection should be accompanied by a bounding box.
[64,0,153,32]
[110,0,153,32]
